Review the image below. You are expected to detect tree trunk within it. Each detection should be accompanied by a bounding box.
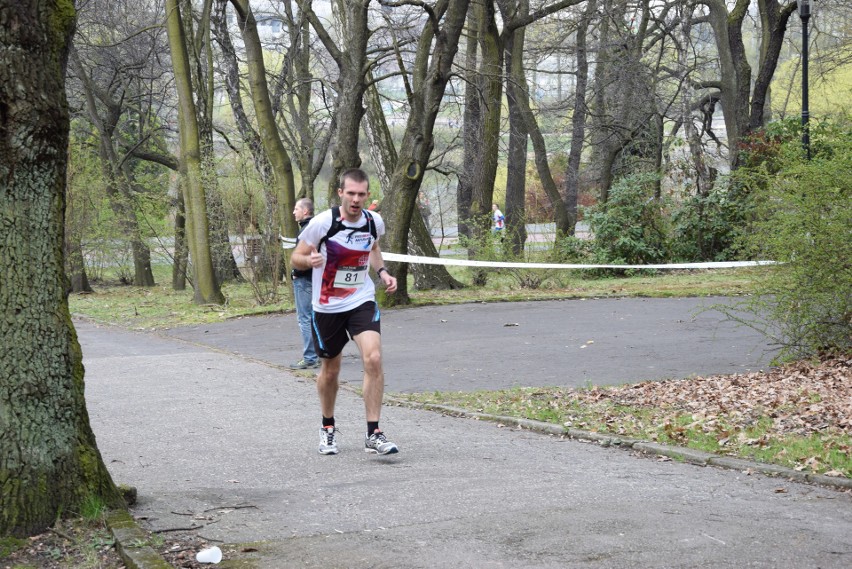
[182,0,241,284]
[64,148,93,293]
[502,1,529,256]
[702,0,796,168]
[456,2,481,245]
[97,157,155,286]
[363,73,463,291]
[588,0,617,203]
[471,0,503,234]
[227,0,298,285]
[750,1,795,130]
[587,0,658,201]
[456,0,502,285]
[0,1,123,537]
[228,0,297,238]
[304,0,370,202]
[381,0,470,305]
[165,0,225,304]
[563,0,597,235]
[212,0,281,281]
[498,0,585,241]
[273,3,332,203]
[70,50,156,286]
[64,230,92,293]
[172,186,189,290]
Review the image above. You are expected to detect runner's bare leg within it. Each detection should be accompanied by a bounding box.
[353,330,384,422]
[317,355,341,419]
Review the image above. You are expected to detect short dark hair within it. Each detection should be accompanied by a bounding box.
[338,168,370,191]
[296,197,314,215]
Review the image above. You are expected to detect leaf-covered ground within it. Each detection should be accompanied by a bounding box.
[576,354,851,475]
[405,354,852,478]
[0,518,122,569]
[1,521,212,568]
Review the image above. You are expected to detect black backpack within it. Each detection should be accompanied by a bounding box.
[317,206,377,252]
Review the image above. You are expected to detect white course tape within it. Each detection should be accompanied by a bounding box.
[382,252,776,271]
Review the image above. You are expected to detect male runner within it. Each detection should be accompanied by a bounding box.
[290,168,399,456]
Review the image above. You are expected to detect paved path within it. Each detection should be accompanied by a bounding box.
[158,297,778,393]
[78,299,851,568]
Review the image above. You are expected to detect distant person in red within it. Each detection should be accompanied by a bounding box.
[367,199,380,211]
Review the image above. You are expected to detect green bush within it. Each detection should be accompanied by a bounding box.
[735,121,851,358]
[669,177,752,262]
[584,172,669,266]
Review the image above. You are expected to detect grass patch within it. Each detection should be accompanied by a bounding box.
[77,495,107,522]
[0,536,28,558]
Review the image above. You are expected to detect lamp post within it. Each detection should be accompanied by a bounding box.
[798,0,811,160]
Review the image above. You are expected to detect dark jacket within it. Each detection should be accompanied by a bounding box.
[291,216,313,279]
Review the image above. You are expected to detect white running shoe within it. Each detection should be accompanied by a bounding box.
[364,430,399,455]
[318,426,339,455]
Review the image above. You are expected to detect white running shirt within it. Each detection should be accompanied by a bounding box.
[297,208,385,313]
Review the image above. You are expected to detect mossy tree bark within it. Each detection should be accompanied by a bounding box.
[0,1,124,537]
[172,179,190,290]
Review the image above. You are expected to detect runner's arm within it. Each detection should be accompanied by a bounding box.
[292,240,323,270]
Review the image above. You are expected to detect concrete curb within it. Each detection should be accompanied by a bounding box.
[105,510,172,569]
[406,401,852,492]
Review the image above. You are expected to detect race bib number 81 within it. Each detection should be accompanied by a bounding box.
[334,265,368,288]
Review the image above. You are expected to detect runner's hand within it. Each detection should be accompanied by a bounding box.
[308,247,323,268]
[381,271,397,293]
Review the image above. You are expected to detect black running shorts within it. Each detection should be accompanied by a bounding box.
[311,301,381,359]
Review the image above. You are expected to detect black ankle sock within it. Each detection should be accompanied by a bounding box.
[367,421,379,436]
[323,416,335,428]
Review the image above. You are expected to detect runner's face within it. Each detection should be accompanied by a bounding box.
[338,179,370,221]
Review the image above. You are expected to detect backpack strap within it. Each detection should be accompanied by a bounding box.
[317,206,377,252]
[317,206,342,253]
[362,209,377,240]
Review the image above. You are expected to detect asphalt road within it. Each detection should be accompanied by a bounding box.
[77,301,851,569]
[158,296,778,393]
